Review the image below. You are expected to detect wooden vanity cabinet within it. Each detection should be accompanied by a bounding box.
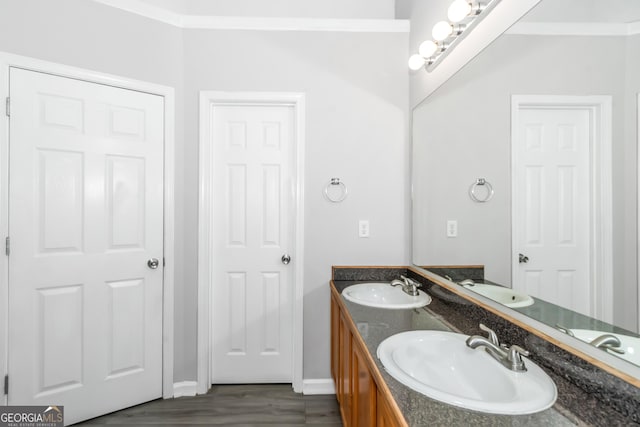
[339,310,352,423]
[330,285,406,427]
[331,290,339,383]
[353,342,376,426]
[376,389,403,427]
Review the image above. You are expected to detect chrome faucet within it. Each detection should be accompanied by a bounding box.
[590,334,625,355]
[555,324,575,337]
[465,324,530,372]
[390,275,420,296]
[458,279,476,287]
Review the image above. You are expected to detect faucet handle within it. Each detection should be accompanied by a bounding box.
[507,345,530,372]
[555,324,575,337]
[479,323,500,346]
[401,275,420,287]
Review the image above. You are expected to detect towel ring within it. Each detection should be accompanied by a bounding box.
[324,178,348,203]
[469,178,494,203]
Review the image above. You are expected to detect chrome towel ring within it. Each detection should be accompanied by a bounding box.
[469,178,494,203]
[324,178,348,203]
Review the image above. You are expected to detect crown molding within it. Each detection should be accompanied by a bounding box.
[507,21,640,36]
[94,0,183,26]
[92,0,409,32]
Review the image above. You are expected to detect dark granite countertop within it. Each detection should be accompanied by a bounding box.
[331,266,640,426]
[333,280,575,426]
[425,266,637,336]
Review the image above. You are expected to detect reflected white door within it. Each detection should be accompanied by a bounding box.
[513,107,591,316]
[211,105,294,383]
[8,68,164,424]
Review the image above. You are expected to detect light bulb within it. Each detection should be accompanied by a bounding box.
[448,0,472,23]
[408,54,426,71]
[432,21,453,41]
[418,40,438,58]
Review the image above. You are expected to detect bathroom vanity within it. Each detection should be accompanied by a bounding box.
[330,266,640,426]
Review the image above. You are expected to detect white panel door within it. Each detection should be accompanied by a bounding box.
[211,105,294,383]
[513,107,591,316]
[8,68,164,424]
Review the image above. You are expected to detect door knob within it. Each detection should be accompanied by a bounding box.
[518,253,529,264]
[281,254,291,265]
[147,258,160,269]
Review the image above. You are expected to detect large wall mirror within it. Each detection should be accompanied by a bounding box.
[412,0,640,373]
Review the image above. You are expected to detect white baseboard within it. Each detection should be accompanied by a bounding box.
[302,379,335,395]
[173,381,198,398]
[176,379,333,397]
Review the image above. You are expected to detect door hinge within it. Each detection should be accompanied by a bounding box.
[3,374,7,395]
[5,237,9,256]
[5,97,9,117]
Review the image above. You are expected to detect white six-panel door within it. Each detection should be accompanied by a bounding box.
[211,105,294,383]
[8,68,164,424]
[513,106,591,316]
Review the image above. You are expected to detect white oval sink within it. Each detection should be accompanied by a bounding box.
[377,330,557,414]
[342,282,431,309]
[464,283,534,308]
[570,329,640,365]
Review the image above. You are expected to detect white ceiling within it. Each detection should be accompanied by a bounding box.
[523,0,640,23]
[134,0,396,19]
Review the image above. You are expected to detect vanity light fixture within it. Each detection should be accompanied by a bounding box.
[408,0,501,72]
[432,21,465,41]
[448,0,473,22]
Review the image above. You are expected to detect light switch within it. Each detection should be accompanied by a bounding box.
[359,220,370,238]
[447,220,458,237]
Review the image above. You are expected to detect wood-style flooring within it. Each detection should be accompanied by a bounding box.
[75,384,343,426]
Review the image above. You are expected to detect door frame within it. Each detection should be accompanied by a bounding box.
[0,52,176,403]
[511,94,613,322]
[197,91,305,394]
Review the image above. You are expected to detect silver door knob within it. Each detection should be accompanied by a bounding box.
[281,254,291,265]
[147,258,160,269]
[518,253,529,264]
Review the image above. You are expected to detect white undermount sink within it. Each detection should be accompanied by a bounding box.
[570,329,640,365]
[464,283,534,308]
[377,330,557,415]
[342,282,431,309]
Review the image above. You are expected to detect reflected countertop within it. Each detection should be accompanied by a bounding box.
[332,280,575,426]
[331,265,640,426]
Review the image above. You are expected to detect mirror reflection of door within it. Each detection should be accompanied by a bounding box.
[512,96,613,322]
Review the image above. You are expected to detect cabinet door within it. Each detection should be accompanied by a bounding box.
[339,312,352,424]
[352,342,377,427]
[377,389,405,427]
[330,291,339,384]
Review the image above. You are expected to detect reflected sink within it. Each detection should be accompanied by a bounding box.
[571,329,640,365]
[377,331,557,414]
[342,282,431,309]
[464,283,534,308]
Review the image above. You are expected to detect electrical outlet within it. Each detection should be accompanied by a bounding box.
[447,220,458,237]
[359,220,370,238]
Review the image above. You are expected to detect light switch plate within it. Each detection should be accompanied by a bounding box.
[359,220,370,238]
[447,220,458,237]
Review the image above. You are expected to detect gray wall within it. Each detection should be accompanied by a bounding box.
[412,34,638,331]
[182,29,410,380]
[0,0,191,380]
[0,0,410,382]
[623,34,640,330]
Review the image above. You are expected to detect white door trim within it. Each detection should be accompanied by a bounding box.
[637,93,640,334]
[198,91,305,394]
[511,94,613,322]
[0,52,176,403]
